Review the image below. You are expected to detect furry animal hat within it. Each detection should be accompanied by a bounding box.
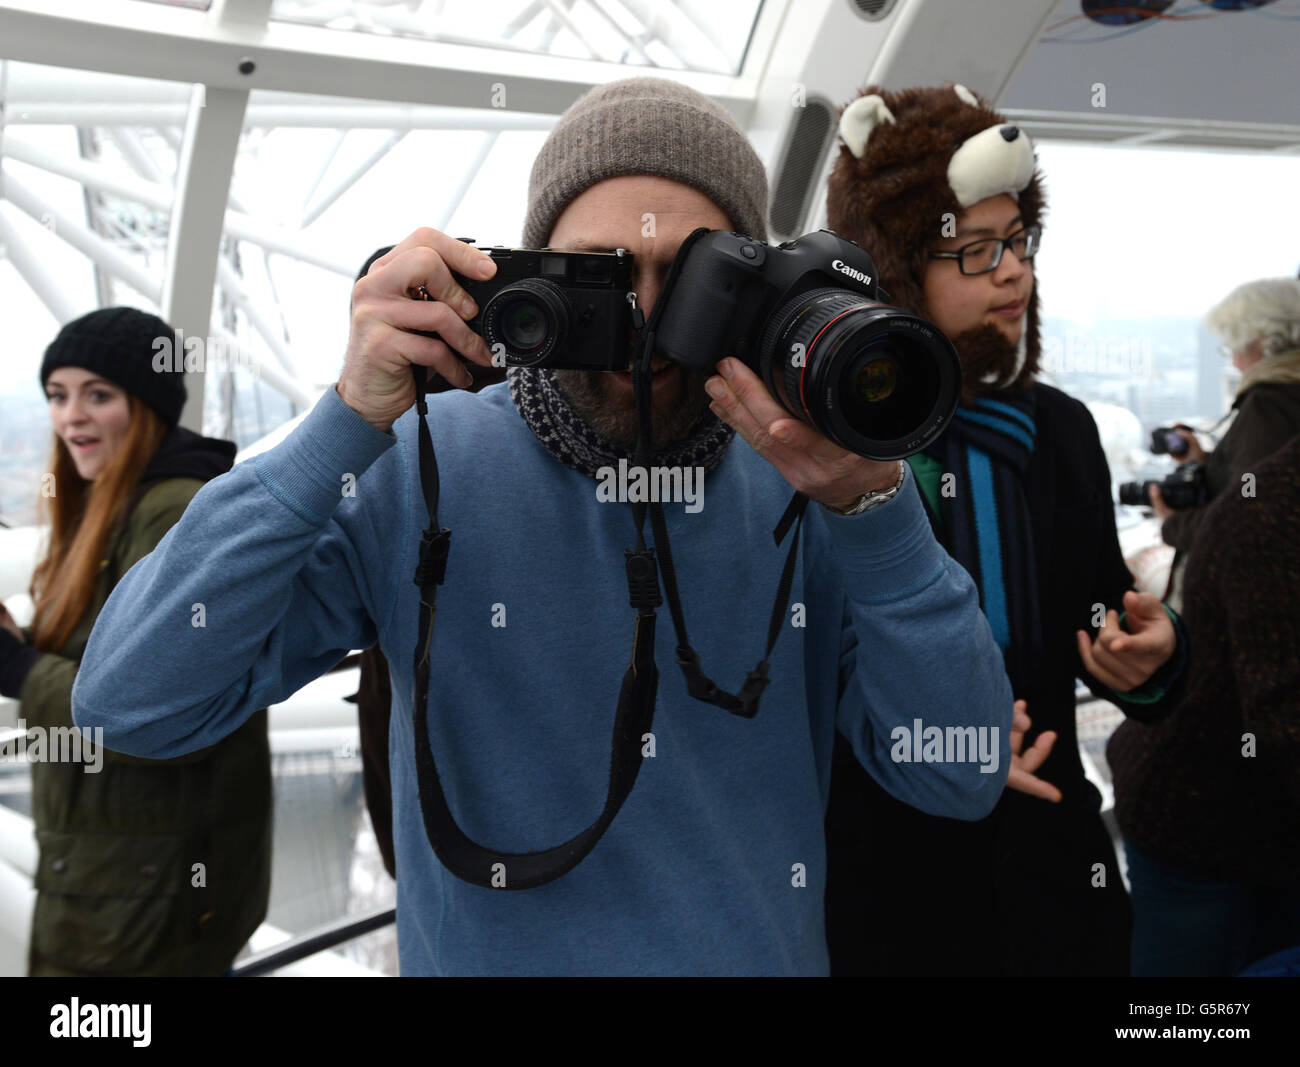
[827,83,1046,400]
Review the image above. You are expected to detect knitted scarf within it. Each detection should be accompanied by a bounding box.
[925,390,1041,689]
[507,367,735,480]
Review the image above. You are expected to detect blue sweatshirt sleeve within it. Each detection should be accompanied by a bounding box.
[73,387,399,758]
[818,465,1013,820]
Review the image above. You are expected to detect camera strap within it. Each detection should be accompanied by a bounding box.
[403,233,806,889]
[1200,408,1236,441]
[408,361,660,890]
[628,386,809,717]
[629,229,810,719]
[643,488,806,717]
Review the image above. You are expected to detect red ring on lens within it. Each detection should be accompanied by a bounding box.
[798,304,872,422]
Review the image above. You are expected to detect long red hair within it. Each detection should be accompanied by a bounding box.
[29,395,168,653]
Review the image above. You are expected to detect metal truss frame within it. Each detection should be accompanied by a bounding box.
[0,0,786,430]
[5,0,1296,434]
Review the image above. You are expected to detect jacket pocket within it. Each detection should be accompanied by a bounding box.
[31,831,194,975]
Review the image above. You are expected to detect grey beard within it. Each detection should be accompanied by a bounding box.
[551,366,715,451]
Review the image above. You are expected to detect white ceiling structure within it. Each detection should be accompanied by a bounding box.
[1,0,1297,431]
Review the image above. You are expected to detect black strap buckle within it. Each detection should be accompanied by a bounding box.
[414,527,452,587]
[734,663,770,719]
[676,645,725,708]
[675,645,709,691]
[675,645,769,718]
[625,548,663,611]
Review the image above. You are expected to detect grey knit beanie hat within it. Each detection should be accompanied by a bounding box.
[522,77,769,248]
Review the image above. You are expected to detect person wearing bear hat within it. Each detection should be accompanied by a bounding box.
[823,84,1191,976]
[0,307,271,975]
[72,78,1016,975]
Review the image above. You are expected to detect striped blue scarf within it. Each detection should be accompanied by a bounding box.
[924,391,1041,689]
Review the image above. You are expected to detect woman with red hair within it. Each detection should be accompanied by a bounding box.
[0,307,271,976]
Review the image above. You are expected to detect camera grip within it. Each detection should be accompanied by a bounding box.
[655,245,762,371]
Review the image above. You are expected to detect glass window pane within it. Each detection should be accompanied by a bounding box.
[1033,141,1300,485]
[131,0,213,9]
[268,0,763,75]
[208,89,556,452]
[0,62,185,529]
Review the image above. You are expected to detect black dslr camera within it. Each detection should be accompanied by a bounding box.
[435,229,960,460]
[654,229,961,460]
[450,245,635,371]
[1119,461,1208,510]
[1149,424,1193,458]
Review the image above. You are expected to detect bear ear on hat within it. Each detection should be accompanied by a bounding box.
[952,83,981,108]
[839,94,896,159]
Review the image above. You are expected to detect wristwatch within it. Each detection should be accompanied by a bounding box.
[829,461,906,516]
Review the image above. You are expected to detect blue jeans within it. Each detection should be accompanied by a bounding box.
[1124,840,1300,977]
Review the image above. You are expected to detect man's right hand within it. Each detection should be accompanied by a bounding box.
[337,227,499,432]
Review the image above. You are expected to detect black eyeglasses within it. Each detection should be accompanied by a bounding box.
[929,225,1041,275]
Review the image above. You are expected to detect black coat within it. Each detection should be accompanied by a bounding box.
[825,384,1185,976]
[1109,432,1300,889]
[1160,381,1300,552]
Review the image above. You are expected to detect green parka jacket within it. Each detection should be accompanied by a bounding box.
[17,428,271,976]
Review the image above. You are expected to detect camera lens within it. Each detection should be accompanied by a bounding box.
[500,300,548,351]
[760,288,960,460]
[1118,481,1152,507]
[838,339,937,445]
[481,279,569,366]
[851,351,900,404]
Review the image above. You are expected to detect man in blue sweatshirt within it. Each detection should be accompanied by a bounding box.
[74,77,1014,976]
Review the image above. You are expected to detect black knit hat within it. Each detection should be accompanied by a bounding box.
[40,307,188,428]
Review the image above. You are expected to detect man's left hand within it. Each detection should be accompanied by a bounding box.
[705,358,900,510]
[1075,590,1175,693]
